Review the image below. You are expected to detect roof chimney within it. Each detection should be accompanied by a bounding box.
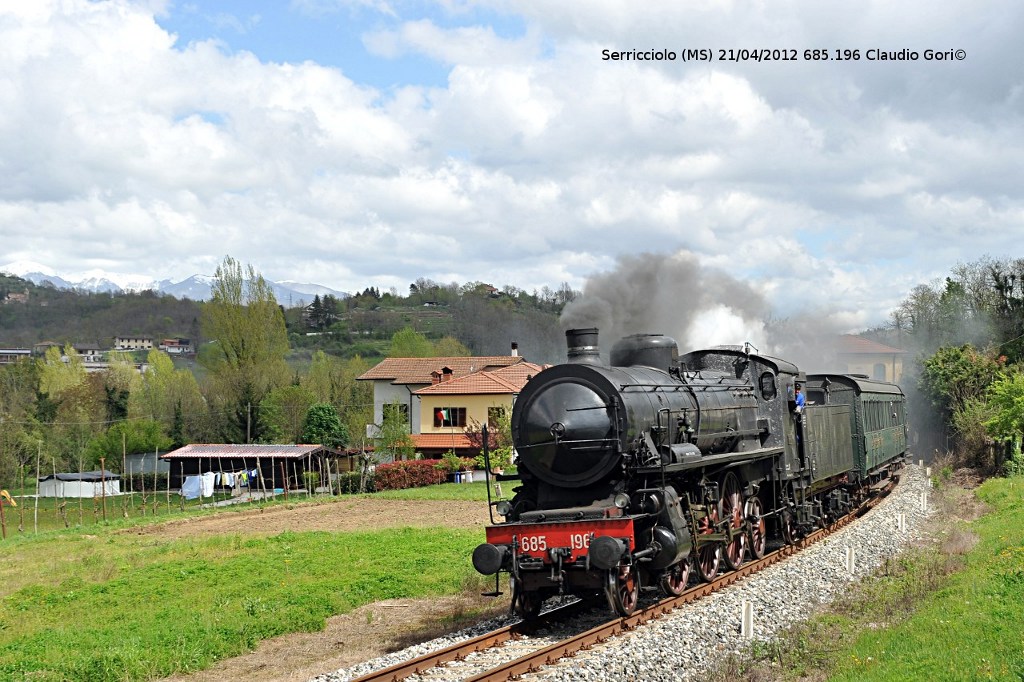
[511,341,519,357]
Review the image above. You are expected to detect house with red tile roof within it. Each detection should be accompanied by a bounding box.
[410,362,546,456]
[358,352,525,433]
[356,344,547,457]
[835,335,907,384]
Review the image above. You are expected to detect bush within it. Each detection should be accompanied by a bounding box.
[334,471,374,494]
[374,459,446,491]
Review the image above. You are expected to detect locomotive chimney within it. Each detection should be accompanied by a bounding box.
[566,328,601,364]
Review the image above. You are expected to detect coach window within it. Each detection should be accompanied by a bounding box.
[759,372,777,400]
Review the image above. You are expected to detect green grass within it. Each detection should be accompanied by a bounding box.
[828,476,1024,681]
[713,475,1024,681]
[370,480,498,501]
[0,502,488,681]
[0,491,243,535]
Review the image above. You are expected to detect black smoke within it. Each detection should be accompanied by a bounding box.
[559,252,771,355]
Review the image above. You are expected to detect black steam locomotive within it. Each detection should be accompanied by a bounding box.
[472,328,907,617]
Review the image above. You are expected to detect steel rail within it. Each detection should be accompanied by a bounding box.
[349,477,898,682]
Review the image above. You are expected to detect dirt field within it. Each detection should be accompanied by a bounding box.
[156,498,508,682]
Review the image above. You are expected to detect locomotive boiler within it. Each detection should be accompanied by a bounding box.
[472,328,907,617]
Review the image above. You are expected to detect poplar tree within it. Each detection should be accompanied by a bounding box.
[200,256,290,442]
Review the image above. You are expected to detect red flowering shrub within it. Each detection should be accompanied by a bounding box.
[374,459,448,491]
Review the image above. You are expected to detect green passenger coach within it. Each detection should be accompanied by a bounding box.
[804,374,908,481]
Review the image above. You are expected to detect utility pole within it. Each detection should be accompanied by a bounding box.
[247,402,252,444]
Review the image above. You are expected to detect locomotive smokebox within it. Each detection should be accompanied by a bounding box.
[566,328,601,364]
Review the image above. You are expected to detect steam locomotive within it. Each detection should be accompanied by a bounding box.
[472,328,907,617]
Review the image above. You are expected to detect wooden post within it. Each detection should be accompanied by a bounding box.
[257,460,268,500]
[33,440,40,534]
[165,456,171,513]
[99,457,107,522]
[280,461,289,500]
[19,462,25,533]
[77,453,84,526]
[1,494,7,540]
[52,455,58,524]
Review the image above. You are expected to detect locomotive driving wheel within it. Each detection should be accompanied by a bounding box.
[606,564,641,616]
[658,559,691,597]
[721,472,748,571]
[694,507,721,582]
[745,495,767,559]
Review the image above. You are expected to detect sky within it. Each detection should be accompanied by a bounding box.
[1,0,1021,348]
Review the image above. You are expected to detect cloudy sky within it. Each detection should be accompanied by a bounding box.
[1,0,1021,342]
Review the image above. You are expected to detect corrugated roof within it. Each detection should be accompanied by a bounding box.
[836,335,906,355]
[160,444,328,459]
[413,361,547,395]
[358,356,524,384]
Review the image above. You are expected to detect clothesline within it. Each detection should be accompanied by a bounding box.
[179,469,258,500]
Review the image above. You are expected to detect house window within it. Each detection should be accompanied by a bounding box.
[383,403,409,424]
[873,363,886,380]
[434,407,467,428]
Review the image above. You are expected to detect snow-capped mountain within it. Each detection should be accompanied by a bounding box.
[0,262,348,306]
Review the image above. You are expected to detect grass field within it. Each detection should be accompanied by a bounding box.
[713,474,1024,681]
[0,482,492,681]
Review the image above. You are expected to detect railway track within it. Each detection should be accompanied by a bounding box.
[349,477,897,682]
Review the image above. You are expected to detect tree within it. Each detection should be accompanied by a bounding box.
[200,256,290,442]
[464,404,514,469]
[376,399,414,462]
[920,345,1004,419]
[260,385,317,444]
[38,345,85,400]
[388,327,435,358]
[433,336,471,357]
[134,349,205,443]
[0,361,41,481]
[85,420,172,468]
[985,370,1024,449]
[302,403,349,448]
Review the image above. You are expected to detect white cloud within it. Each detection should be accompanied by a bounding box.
[0,0,1021,336]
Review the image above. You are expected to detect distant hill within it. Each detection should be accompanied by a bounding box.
[1,272,573,363]
[0,262,349,306]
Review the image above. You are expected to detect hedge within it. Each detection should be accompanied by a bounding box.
[374,459,447,491]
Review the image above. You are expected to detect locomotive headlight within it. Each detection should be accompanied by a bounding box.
[614,492,631,509]
[495,501,512,517]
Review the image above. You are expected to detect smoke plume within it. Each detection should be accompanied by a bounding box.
[559,252,771,355]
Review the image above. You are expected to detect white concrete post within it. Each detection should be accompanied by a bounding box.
[920,491,928,512]
[896,512,906,532]
[741,600,754,639]
[846,546,856,574]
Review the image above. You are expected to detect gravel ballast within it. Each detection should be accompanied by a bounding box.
[312,464,933,682]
